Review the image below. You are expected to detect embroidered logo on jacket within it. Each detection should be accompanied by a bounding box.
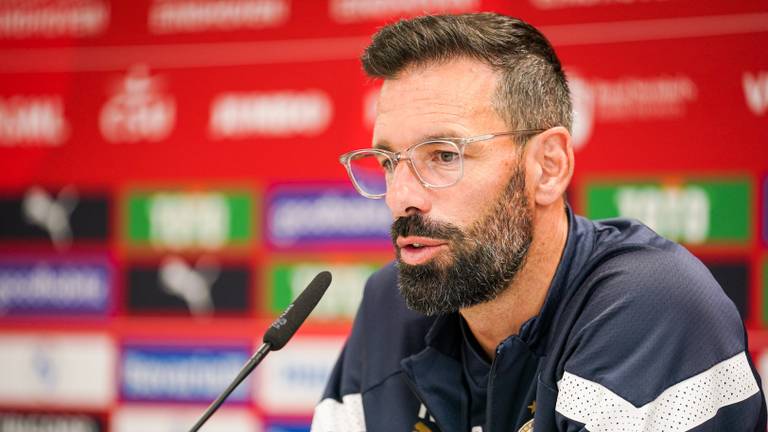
[517,418,534,432]
[412,421,432,432]
[518,399,536,431]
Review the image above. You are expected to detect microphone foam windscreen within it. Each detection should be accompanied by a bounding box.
[263,270,332,350]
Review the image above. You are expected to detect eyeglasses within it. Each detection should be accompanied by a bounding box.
[339,130,543,199]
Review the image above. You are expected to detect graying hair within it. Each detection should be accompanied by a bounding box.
[361,12,572,134]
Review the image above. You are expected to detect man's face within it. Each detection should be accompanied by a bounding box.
[373,58,534,315]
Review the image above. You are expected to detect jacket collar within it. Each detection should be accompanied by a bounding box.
[421,204,591,356]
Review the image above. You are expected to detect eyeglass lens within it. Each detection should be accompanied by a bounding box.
[347,141,462,196]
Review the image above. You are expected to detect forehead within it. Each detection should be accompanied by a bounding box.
[373,58,503,149]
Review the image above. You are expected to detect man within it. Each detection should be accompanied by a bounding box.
[311,12,766,432]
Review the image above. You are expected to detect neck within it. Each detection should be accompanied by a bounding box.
[460,202,569,360]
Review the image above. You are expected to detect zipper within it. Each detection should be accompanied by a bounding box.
[484,344,503,432]
[402,373,449,432]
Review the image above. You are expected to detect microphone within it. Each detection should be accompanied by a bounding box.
[189,271,332,432]
[264,270,331,350]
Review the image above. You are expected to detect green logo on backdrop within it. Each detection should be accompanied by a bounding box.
[585,179,751,245]
[269,262,380,319]
[125,189,254,249]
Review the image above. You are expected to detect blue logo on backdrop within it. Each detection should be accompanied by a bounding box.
[121,345,251,403]
[265,422,311,432]
[266,185,391,248]
[281,362,332,389]
[0,256,111,316]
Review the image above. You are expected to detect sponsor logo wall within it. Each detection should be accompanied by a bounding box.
[0,333,115,408]
[0,411,108,432]
[255,336,346,414]
[0,0,766,429]
[123,188,255,251]
[265,184,390,249]
[0,254,112,317]
[111,406,260,432]
[582,177,751,246]
[120,343,253,403]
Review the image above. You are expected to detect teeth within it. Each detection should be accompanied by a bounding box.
[412,243,423,248]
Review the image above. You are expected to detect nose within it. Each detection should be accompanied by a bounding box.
[385,159,431,218]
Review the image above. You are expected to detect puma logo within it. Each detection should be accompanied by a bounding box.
[743,71,768,116]
[158,255,219,315]
[22,186,77,250]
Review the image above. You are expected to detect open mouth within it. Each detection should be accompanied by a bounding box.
[397,237,448,265]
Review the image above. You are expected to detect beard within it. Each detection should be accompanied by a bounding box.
[390,162,533,316]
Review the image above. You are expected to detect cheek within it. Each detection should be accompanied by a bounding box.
[438,182,504,227]
[431,156,519,226]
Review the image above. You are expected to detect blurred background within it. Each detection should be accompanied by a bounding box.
[0,0,766,431]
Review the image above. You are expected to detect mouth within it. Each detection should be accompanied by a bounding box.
[396,236,449,265]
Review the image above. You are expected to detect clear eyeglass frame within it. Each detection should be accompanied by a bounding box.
[339,129,544,199]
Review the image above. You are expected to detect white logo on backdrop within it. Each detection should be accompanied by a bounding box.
[112,407,258,432]
[530,0,671,9]
[0,333,115,407]
[148,192,230,249]
[565,72,697,141]
[148,0,288,34]
[99,64,176,143]
[742,71,768,116]
[329,0,478,23]
[256,337,345,413]
[615,185,710,244]
[0,96,69,146]
[209,90,332,138]
[591,75,697,120]
[0,0,109,38]
[22,185,78,250]
[159,255,219,316]
[568,75,595,150]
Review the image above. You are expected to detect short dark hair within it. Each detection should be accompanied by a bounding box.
[361,12,572,133]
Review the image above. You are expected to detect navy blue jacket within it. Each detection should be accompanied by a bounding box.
[312,209,766,431]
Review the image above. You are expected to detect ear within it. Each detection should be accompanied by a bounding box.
[526,127,574,207]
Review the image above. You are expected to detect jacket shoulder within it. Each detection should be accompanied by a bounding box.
[552,244,763,430]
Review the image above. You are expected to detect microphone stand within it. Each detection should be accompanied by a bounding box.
[188,270,332,431]
[188,342,271,432]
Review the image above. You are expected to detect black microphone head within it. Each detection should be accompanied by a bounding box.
[263,270,331,350]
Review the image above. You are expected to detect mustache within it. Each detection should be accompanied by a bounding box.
[390,213,464,244]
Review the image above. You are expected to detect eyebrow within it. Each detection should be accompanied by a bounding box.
[373,130,466,152]
[373,141,394,152]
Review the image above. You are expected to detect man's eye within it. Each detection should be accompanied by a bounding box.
[436,151,459,163]
[380,158,393,170]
